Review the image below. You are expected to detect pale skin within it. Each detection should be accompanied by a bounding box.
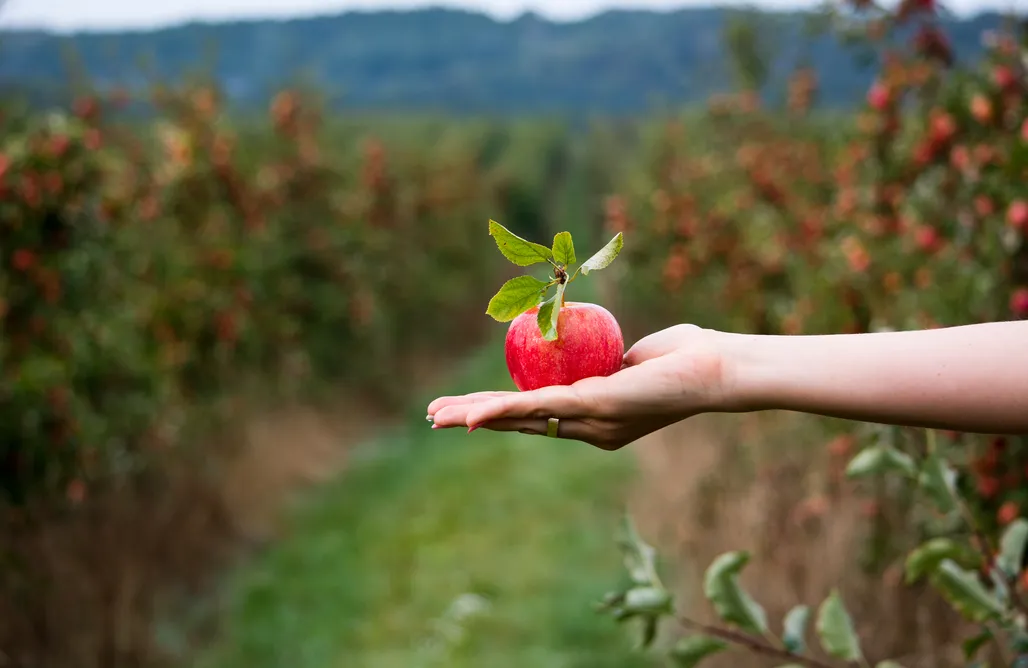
[427,321,1028,449]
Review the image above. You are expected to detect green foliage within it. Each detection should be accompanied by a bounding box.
[929,560,1005,623]
[552,231,576,266]
[578,233,624,276]
[781,605,810,654]
[536,282,566,342]
[488,220,554,267]
[486,276,551,322]
[670,636,728,667]
[0,88,517,507]
[997,518,1028,578]
[815,590,862,662]
[904,538,980,584]
[702,552,768,636]
[485,225,622,340]
[845,444,917,479]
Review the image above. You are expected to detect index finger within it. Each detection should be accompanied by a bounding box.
[465,384,591,428]
[427,391,514,416]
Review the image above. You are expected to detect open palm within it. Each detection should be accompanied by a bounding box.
[427,325,729,450]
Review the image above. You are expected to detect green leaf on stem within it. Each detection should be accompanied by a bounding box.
[670,635,728,667]
[905,537,980,584]
[536,281,566,341]
[845,446,916,479]
[622,586,673,616]
[640,615,658,649]
[579,232,624,275]
[703,551,769,635]
[782,604,810,654]
[962,629,993,660]
[485,275,550,322]
[918,452,958,514]
[552,231,576,266]
[488,219,554,266]
[618,515,660,586]
[997,518,1028,578]
[815,590,862,662]
[929,559,1005,622]
[875,661,906,668]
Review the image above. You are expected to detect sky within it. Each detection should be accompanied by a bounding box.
[0,0,1018,32]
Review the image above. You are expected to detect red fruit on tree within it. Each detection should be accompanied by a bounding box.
[914,224,941,252]
[12,249,36,271]
[1008,200,1028,230]
[993,65,1017,92]
[1011,288,1028,318]
[978,475,1000,499]
[486,221,626,392]
[929,110,957,143]
[998,501,1020,526]
[970,94,993,124]
[505,302,624,391]
[866,81,891,111]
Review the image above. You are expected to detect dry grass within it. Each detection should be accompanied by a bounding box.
[628,412,978,668]
[0,342,467,668]
[0,392,385,668]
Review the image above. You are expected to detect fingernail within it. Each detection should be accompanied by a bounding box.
[426,415,434,422]
[431,424,441,430]
[467,425,480,434]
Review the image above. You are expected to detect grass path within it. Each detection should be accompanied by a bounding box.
[195,340,658,668]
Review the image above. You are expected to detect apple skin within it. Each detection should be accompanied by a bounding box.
[505,301,625,392]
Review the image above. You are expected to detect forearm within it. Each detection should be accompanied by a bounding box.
[720,321,1028,434]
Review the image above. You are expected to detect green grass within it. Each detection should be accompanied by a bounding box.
[195,340,658,668]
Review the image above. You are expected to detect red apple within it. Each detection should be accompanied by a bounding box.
[505,301,624,391]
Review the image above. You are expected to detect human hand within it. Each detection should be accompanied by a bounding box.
[426,324,731,450]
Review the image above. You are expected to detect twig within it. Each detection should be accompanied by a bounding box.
[954,492,1028,619]
[677,616,842,668]
[925,429,1028,619]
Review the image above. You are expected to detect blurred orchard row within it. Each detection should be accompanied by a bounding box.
[0,85,575,508]
[1,0,1025,609]
[599,6,1027,541]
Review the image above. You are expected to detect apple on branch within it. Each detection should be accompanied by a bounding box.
[485,220,625,392]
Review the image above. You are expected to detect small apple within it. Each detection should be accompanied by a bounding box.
[866,80,891,111]
[505,302,623,391]
[485,220,626,392]
[1008,200,1028,230]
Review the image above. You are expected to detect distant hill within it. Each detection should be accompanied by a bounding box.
[0,7,1011,116]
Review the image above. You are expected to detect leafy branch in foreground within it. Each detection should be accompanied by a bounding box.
[485,220,623,341]
[598,429,1028,668]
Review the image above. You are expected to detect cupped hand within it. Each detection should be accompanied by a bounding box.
[426,324,731,450]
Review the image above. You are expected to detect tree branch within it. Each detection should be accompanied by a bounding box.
[677,616,842,668]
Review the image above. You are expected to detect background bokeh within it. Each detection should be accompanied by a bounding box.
[0,1,1026,667]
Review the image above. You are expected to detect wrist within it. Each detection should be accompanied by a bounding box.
[712,330,785,414]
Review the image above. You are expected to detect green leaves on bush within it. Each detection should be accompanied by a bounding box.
[929,560,1005,623]
[703,551,768,635]
[904,537,979,584]
[918,451,958,515]
[815,590,863,662]
[781,604,810,654]
[845,444,917,479]
[596,516,671,649]
[670,635,728,667]
[485,221,623,340]
[996,518,1028,579]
